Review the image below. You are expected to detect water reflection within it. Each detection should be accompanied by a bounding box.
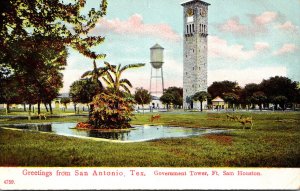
[88,130,129,140]
[4,123,52,132]
[4,122,228,141]
[50,123,227,141]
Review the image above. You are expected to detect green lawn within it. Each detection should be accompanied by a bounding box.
[0,111,299,167]
[0,108,88,116]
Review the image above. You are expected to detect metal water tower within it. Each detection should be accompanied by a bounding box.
[149,43,164,96]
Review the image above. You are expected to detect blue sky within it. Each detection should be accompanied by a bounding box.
[61,0,300,93]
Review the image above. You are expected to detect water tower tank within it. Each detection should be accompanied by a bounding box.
[150,43,164,69]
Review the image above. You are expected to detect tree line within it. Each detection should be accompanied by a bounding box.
[93,75,299,112]
[154,76,299,111]
[208,76,299,111]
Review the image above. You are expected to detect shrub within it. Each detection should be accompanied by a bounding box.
[88,92,135,129]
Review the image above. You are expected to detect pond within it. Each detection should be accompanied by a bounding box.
[50,123,228,142]
[2,122,229,142]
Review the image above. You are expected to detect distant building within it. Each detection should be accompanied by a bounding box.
[150,95,164,109]
[211,96,225,110]
[134,95,165,113]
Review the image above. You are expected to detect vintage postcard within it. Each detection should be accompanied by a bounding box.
[0,0,299,190]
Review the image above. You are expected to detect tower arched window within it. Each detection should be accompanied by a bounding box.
[186,25,189,34]
[192,24,195,32]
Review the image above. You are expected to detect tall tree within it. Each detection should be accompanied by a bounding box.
[160,93,174,110]
[295,83,300,109]
[208,80,240,99]
[70,78,99,106]
[239,83,261,107]
[223,92,239,111]
[192,91,210,112]
[60,97,71,110]
[0,1,108,115]
[7,36,67,114]
[0,0,108,63]
[164,87,183,108]
[134,88,152,114]
[252,91,267,111]
[272,96,288,111]
[0,76,22,114]
[260,76,298,106]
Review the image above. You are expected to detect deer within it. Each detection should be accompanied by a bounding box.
[38,113,47,120]
[233,115,243,121]
[150,114,161,122]
[238,116,253,129]
[226,114,235,121]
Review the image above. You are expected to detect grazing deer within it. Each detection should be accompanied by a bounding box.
[38,113,47,120]
[238,116,253,129]
[150,114,161,122]
[233,115,242,121]
[226,114,235,121]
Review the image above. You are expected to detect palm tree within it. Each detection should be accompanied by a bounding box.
[81,59,108,90]
[81,59,109,118]
[192,91,210,112]
[103,62,145,94]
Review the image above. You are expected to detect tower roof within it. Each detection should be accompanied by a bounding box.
[150,43,164,49]
[181,0,210,6]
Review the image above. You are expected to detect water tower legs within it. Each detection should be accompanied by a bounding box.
[161,67,164,93]
[149,67,164,97]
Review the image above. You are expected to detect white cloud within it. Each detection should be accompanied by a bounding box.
[90,14,181,42]
[255,42,270,51]
[208,36,270,60]
[273,43,298,56]
[218,11,279,36]
[253,11,278,25]
[275,21,299,31]
[208,66,287,87]
[218,17,246,33]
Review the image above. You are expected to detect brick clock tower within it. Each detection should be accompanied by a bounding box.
[181,0,210,109]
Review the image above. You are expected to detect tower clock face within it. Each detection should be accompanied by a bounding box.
[186,8,194,17]
[200,8,207,17]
